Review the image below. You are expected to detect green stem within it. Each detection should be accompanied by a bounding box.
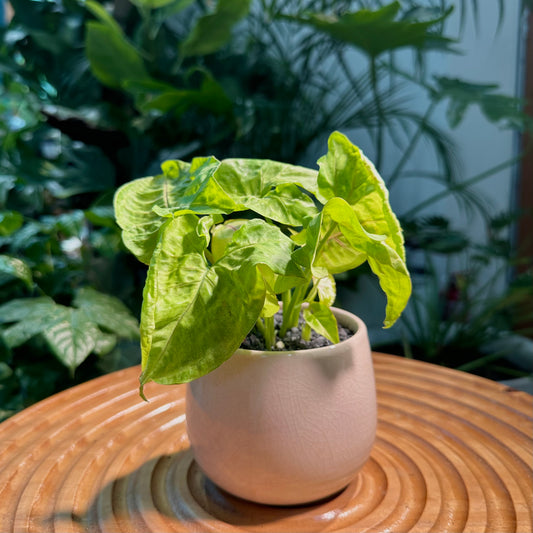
[402,155,522,219]
[370,57,383,171]
[280,284,307,337]
[263,316,275,350]
[305,282,318,303]
[255,317,266,338]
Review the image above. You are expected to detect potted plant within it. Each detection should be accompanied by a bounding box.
[114,131,411,505]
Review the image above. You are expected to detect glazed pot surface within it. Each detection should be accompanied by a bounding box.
[185,308,377,506]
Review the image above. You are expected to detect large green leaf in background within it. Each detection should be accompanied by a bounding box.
[181,0,252,57]
[289,1,454,58]
[316,131,406,262]
[0,291,139,373]
[134,73,233,116]
[43,309,103,373]
[433,76,530,129]
[72,287,140,339]
[85,0,152,89]
[130,0,187,9]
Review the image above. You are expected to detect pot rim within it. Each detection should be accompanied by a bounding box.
[234,307,367,359]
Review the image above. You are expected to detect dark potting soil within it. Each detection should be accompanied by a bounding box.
[240,310,354,351]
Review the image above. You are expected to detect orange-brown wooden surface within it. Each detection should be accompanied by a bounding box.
[1,353,532,533]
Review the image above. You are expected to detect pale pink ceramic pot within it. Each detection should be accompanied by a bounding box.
[185,308,377,506]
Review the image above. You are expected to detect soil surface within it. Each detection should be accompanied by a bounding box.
[240,310,353,351]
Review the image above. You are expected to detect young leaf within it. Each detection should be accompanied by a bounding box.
[317,131,406,262]
[315,274,336,307]
[217,219,304,278]
[217,219,308,298]
[303,302,340,344]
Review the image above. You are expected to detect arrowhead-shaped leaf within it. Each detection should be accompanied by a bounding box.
[303,302,339,344]
[317,131,406,262]
[114,157,220,263]
[301,198,411,327]
[140,215,265,388]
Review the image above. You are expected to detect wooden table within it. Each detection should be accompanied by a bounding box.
[1,353,532,533]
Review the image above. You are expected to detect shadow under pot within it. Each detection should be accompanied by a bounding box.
[185,308,377,506]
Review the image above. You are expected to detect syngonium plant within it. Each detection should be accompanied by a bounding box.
[114,131,411,396]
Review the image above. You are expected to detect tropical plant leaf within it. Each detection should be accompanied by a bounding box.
[114,157,220,263]
[433,76,529,129]
[315,274,336,306]
[289,1,454,58]
[0,297,56,324]
[134,73,232,116]
[72,287,139,339]
[300,198,411,327]
[303,301,339,344]
[130,0,185,9]
[0,299,69,348]
[181,0,252,57]
[93,332,118,356]
[317,131,406,262]
[139,215,265,389]
[85,21,151,89]
[0,255,33,289]
[0,211,23,236]
[217,220,307,299]
[43,309,102,372]
[197,159,319,226]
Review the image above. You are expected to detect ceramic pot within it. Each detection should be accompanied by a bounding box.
[185,308,377,506]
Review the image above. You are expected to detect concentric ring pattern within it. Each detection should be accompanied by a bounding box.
[1,354,531,532]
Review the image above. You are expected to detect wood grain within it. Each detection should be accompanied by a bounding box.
[0,353,531,533]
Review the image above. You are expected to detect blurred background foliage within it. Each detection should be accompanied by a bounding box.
[0,0,532,420]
